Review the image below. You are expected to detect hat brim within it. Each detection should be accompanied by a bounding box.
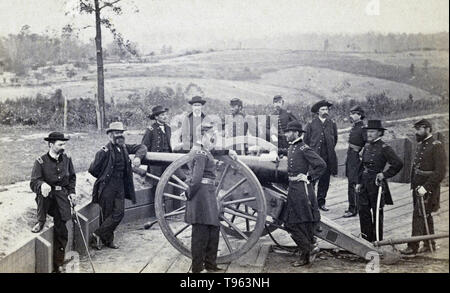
[44,137,69,141]
[285,128,306,133]
[149,108,169,119]
[363,127,387,131]
[311,102,333,113]
[188,100,206,105]
[106,129,125,134]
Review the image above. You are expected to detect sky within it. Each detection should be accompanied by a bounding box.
[0,0,448,52]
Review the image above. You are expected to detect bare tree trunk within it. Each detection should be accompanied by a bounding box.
[94,0,105,130]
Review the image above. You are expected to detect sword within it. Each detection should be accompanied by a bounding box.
[69,197,96,273]
[375,185,382,242]
[417,190,434,253]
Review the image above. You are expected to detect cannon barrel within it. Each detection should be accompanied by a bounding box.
[144,152,289,184]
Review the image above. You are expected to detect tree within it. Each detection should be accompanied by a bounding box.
[71,0,139,130]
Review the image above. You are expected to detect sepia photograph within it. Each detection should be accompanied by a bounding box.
[0,0,448,279]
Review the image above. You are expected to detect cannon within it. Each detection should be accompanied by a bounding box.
[140,136,401,264]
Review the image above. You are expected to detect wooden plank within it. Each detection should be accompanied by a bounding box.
[35,236,52,273]
[166,253,192,273]
[140,240,183,273]
[225,243,267,273]
[0,239,35,273]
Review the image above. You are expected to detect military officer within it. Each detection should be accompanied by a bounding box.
[272,95,298,153]
[400,119,447,255]
[179,96,207,152]
[356,120,403,242]
[142,105,172,184]
[30,131,76,272]
[184,123,237,273]
[284,121,327,267]
[224,98,249,154]
[89,122,147,250]
[304,100,338,212]
[344,106,367,218]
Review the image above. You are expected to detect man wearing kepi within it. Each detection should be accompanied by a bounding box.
[344,106,367,218]
[356,120,403,242]
[89,122,147,250]
[400,119,447,255]
[184,122,237,273]
[272,95,298,154]
[283,121,327,267]
[304,100,338,212]
[30,132,76,273]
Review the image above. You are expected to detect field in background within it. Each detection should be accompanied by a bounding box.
[0,49,447,105]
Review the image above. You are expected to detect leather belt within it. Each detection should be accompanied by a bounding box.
[414,169,434,176]
[363,168,379,175]
[201,178,215,185]
[348,143,363,152]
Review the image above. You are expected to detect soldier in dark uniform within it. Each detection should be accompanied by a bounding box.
[30,132,76,272]
[344,106,367,218]
[304,100,338,212]
[184,123,237,273]
[355,120,403,242]
[180,96,207,152]
[89,122,147,250]
[224,98,249,154]
[400,119,447,255]
[283,121,327,267]
[272,95,298,154]
[142,105,172,184]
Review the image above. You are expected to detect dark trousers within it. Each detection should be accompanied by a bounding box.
[316,166,331,207]
[95,177,125,244]
[408,203,435,251]
[285,222,315,254]
[53,211,68,269]
[191,224,220,273]
[36,194,68,269]
[358,179,384,242]
[347,182,358,214]
[36,193,48,224]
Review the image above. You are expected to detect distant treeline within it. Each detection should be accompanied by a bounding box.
[0,86,448,130]
[0,25,138,76]
[244,32,449,52]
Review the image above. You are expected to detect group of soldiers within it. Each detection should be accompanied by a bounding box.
[30,94,447,272]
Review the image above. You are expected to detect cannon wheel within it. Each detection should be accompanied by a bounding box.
[154,152,267,264]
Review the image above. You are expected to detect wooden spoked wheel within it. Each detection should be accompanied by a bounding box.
[154,152,267,264]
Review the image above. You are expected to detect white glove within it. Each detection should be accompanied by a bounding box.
[294,173,310,184]
[68,193,76,206]
[228,150,238,161]
[417,186,427,196]
[41,182,51,198]
[132,157,142,168]
[271,134,278,142]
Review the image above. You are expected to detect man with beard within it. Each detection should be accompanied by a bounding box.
[356,120,403,242]
[30,132,76,272]
[272,95,298,154]
[142,105,172,184]
[400,119,447,255]
[224,98,250,154]
[304,100,338,212]
[179,96,207,152]
[344,106,367,218]
[283,121,327,267]
[89,122,147,250]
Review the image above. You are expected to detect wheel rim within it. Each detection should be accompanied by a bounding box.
[155,152,267,264]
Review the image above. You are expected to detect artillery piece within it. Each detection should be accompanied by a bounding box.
[139,136,401,264]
